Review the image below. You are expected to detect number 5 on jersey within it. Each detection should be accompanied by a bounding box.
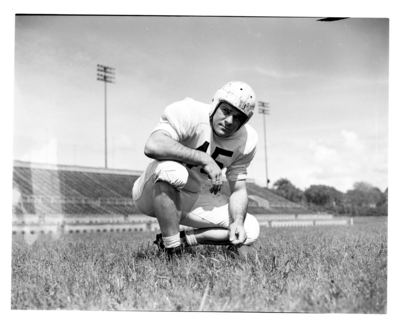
[186,141,233,171]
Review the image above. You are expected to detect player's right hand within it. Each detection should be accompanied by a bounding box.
[201,156,222,195]
[228,222,247,246]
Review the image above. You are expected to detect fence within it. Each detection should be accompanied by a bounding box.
[12,213,353,235]
[259,218,353,228]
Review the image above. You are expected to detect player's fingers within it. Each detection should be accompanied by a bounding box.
[204,165,220,184]
[210,167,221,180]
[229,228,238,242]
[209,172,216,187]
[230,228,244,244]
[210,183,221,195]
[210,174,222,194]
[210,177,218,189]
[229,237,238,244]
[231,238,242,245]
[238,230,246,243]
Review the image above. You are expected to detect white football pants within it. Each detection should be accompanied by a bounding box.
[132,160,260,245]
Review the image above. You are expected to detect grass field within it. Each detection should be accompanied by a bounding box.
[11,217,387,312]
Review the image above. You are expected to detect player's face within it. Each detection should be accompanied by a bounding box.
[212,102,247,137]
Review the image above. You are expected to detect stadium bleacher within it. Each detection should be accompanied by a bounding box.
[219,181,314,215]
[13,160,316,217]
[12,161,348,233]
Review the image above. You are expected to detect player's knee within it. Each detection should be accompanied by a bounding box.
[153,160,189,191]
[244,213,260,245]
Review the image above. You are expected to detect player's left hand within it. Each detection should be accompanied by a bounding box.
[228,222,247,246]
[209,177,223,195]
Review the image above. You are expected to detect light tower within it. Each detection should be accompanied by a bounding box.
[97,64,115,169]
[258,101,270,188]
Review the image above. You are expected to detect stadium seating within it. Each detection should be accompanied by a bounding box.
[12,160,316,219]
[220,181,314,215]
[12,161,348,234]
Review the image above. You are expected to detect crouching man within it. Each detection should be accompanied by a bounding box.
[132,81,260,258]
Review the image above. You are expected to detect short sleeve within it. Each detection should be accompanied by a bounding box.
[225,146,257,182]
[151,99,194,142]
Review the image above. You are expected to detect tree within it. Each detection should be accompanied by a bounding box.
[272,178,304,203]
[347,182,381,207]
[304,185,344,214]
[304,185,331,206]
[381,188,388,206]
[345,182,386,216]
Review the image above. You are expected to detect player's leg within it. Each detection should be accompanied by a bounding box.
[153,180,181,237]
[132,160,196,217]
[180,191,260,246]
[132,160,198,253]
[187,228,231,245]
[182,213,260,246]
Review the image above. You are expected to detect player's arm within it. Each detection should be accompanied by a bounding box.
[144,130,223,193]
[227,179,248,245]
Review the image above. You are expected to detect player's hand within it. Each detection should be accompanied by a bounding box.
[228,222,247,246]
[201,156,223,195]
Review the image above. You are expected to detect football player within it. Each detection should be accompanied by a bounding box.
[132,81,260,257]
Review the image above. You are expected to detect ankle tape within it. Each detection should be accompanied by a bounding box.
[163,233,181,248]
[185,229,198,246]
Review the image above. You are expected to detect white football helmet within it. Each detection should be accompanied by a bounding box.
[210,81,256,131]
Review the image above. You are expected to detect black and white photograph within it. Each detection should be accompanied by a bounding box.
[4,1,398,321]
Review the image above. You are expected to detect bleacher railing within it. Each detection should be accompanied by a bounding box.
[269,202,305,208]
[21,195,133,205]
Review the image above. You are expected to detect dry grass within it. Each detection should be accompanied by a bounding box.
[11,217,387,312]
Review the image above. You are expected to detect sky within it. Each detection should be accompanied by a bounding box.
[9,9,391,196]
[2,1,400,322]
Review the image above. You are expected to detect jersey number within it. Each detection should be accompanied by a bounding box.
[186,141,233,172]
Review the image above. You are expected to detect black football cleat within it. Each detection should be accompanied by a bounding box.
[226,244,240,258]
[226,244,257,261]
[165,245,184,259]
[153,233,166,251]
[153,231,186,251]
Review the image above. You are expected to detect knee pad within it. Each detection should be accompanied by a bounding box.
[153,161,189,191]
[243,213,260,245]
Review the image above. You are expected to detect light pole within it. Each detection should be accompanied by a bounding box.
[258,101,270,188]
[97,64,115,169]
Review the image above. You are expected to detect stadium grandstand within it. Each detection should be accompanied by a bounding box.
[13,160,313,216]
[12,160,346,235]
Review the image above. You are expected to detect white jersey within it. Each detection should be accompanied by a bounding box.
[152,97,258,193]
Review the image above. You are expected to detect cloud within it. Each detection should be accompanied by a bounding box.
[114,134,133,149]
[309,141,339,163]
[19,137,59,165]
[341,129,364,152]
[300,130,387,192]
[254,66,305,79]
